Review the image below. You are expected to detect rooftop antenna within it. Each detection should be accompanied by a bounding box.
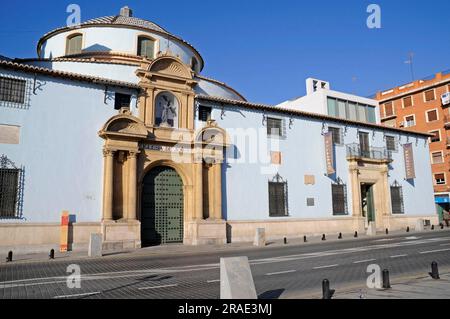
[404,52,415,81]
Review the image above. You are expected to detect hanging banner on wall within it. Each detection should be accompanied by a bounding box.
[403,143,416,179]
[60,211,69,253]
[324,132,335,175]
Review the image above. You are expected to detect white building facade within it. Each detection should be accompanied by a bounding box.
[0,7,438,253]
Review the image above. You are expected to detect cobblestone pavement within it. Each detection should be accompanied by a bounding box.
[1,230,450,299]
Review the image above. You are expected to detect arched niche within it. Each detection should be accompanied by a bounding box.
[154,91,180,128]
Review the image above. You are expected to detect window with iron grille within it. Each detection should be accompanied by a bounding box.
[268,178,288,217]
[385,135,398,152]
[328,127,343,145]
[0,155,23,219]
[0,77,26,104]
[390,184,404,214]
[114,93,131,110]
[267,117,284,137]
[332,182,348,215]
[199,106,212,122]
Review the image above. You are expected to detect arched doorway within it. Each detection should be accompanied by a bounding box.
[141,166,184,246]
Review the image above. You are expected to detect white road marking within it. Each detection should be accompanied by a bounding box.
[440,243,450,247]
[404,237,420,240]
[353,259,376,264]
[138,284,178,290]
[313,264,339,270]
[266,270,296,276]
[53,292,101,299]
[390,254,408,259]
[207,279,220,283]
[419,248,450,255]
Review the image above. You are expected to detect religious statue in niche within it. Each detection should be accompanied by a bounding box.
[155,92,178,128]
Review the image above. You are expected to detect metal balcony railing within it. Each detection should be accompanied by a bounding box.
[346,143,392,161]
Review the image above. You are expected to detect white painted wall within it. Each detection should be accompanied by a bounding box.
[0,69,137,223]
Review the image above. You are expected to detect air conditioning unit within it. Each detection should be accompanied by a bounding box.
[442,92,450,106]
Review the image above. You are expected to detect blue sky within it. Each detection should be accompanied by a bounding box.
[0,0,449,104]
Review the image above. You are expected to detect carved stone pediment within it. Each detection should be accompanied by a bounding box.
[99,114,148,140]
[148,56,192,79]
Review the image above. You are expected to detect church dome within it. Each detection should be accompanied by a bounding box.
[37,6,204,71]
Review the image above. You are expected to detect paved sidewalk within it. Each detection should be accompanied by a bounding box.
[0,228,448,265]
[337,272,450,299]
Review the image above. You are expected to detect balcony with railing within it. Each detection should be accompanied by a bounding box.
[346,143,392,162]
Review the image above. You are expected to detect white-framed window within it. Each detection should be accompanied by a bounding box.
[429,130,441,143]
[424,89,436,102]
[384,101,394,117]
[402,96,413,108]
[426,109,439,122]
[431,151,444,164]
[434,173,446,185]
[404,115,416,127]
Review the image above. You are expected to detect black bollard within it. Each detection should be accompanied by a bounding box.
[338,233,343,240]
[385,228,389,235]
[382,269,391,289]
[284,237,287,245]
[303,236,307,243]
[441,224,445,230]
[431,225,435,231]
[406,226,410,233]
[322,279,335,299]
[49,249,55,260]
[6,251,13,262]
[429,261,440,280]
[322,234,326,241]
[354,231,358,238]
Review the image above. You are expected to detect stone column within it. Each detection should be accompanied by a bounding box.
[194,160,203,220]
[102,149,115,221]
[213,161,223,220]
[349,163,361,217]
[127,151,138,220]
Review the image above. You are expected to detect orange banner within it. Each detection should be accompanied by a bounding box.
[60,211,69,252]
[403,143,416,179]
[324,132,335,175]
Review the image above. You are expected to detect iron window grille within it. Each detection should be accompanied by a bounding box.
[114,93,131,110]
[0,155,24,219]
[0,76,31,109]
[332,178,348,216]
[385,135,398,152]
[198,106,212,122]
[266,117,286,139]
[268,173,289,217]
[328,127,344,146]
[390,180,404,214]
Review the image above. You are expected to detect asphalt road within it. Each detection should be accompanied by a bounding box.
[1,230,450,299]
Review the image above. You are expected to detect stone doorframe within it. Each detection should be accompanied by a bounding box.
[348,158,392,230]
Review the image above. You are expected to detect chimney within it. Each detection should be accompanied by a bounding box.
[120,6,133,17]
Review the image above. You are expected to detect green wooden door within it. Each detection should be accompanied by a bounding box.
[366,185,375,223]
[141,167,184,246]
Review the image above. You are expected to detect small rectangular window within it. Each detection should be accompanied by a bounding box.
[0,77,26,104]
[114,93,131,110]
[306,198,315,207]
[267,117,283,137]
[384,102,394,117]
[332,183,347,215]
[268,181,287,217]
[432,152,444,164]
[198,106,212,122]
[327,98,338,117]
[337,100,347,119]
[366,106,376,123]
[390,186,404,214]
[386,136,397,152]
[328,127,342,145]
[435,173,446,185]
[426,109,438,122]
[405,115,415,127]
[357,104,367,122]
[430,130,440,143]
[424,89,436,102]
[403,96,413,108]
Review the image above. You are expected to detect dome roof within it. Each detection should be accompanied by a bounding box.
[79,15,169,35]
[37,7,204,70]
